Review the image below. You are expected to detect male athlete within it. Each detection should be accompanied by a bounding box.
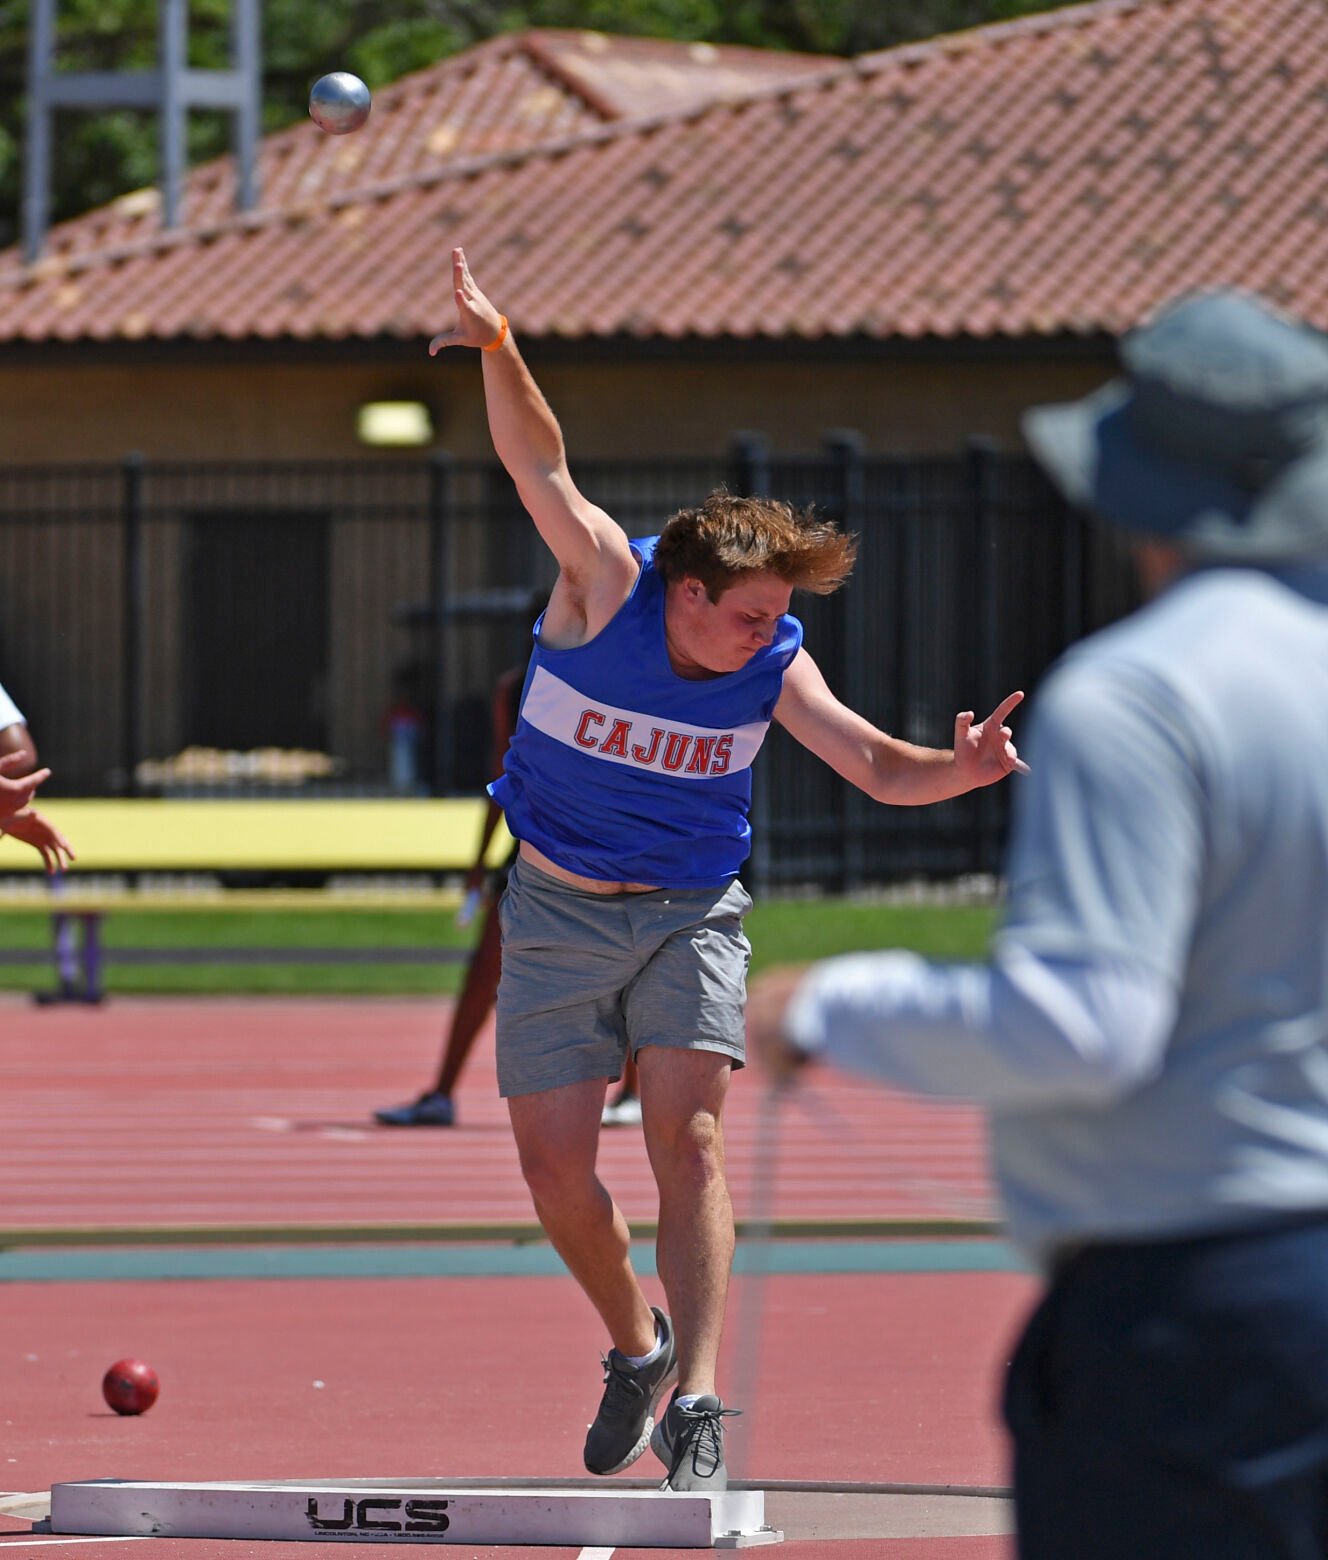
[430,247,1026,1491]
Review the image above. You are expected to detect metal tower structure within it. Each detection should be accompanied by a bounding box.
[23,0,261,262]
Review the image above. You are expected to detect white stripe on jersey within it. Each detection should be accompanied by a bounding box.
[520,665,768,780]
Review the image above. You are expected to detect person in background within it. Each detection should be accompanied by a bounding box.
[746,290,1328,1560]
[0,679,36,774]
[374,644,517,1129]
[376,595,652,1127]
[600,1055,641,1127]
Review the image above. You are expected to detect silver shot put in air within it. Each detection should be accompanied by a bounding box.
[309,72,372,135]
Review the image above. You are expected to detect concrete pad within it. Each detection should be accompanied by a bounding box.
[765,1488,1013,1540]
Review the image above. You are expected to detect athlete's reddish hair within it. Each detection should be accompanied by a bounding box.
[653,490,856,602]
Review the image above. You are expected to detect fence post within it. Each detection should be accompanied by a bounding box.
[824,429,867,892]
[728,432,772,895]
[121,452,145,796]
[965,436,1002,877]
[428,452,455,796]
[728,431,770,500]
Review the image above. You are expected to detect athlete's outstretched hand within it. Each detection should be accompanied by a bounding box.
[952,690,1030,791]
[429,248,506,355]
[1,806,74,874]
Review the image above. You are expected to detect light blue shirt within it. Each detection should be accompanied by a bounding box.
[786,564,1328,1268]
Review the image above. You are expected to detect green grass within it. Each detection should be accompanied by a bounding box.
[0,899,997,996]
[750,899,995,971]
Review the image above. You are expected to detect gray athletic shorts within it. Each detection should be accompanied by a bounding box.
[495,855,753,1099]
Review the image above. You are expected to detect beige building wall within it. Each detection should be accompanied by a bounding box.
[0,343,1125,793]
[0,350,1112,464]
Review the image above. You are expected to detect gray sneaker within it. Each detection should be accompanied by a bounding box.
[374,1091,455,1127]
[650,1389,741,1491]
[583,1308,678,1476]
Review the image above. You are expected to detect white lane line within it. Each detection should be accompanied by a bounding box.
[574,1550,615,1559]
[0,1539,149,1548]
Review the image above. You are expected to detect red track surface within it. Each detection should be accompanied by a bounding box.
[2,1271,1030,1558]
[1,995,1029,1557]
[0,996,996,1233]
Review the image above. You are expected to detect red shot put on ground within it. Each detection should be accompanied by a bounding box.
[101,1358,160,1416]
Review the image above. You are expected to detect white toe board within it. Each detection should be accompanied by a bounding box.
[49,1478,783,1548]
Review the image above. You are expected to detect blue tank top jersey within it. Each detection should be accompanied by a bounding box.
[489,536,803,887]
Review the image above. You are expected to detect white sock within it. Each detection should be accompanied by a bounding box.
[624,1325,665,1369]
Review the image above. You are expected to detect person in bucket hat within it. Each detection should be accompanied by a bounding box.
[1025,287,1328,562]
[746,289,1328,1558]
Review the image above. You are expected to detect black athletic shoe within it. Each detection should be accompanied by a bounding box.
[374,1091,455,1127]
[583,1308,678,1476]
[650,1389,741,1491]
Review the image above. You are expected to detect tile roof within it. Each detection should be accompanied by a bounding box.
[23,30,833,267]
[526,28,836,118]
[3,0,1327,345]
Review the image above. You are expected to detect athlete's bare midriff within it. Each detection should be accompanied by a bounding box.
[518,840,661,895]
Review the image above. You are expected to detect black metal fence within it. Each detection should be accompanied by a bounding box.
[0,439,1137,889]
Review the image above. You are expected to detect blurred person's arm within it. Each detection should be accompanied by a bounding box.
[751,948,1176,1108]
[0,806,74,874]
[0,677,36,772]
[0,681,48,816]
[0,719,35,771]
[0,750,50,819]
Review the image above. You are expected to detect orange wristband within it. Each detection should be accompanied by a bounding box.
[482,315,509,352]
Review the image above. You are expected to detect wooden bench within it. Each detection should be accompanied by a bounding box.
[0,799,513,1003]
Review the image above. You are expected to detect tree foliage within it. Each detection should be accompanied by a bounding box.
[1,0,1058,253]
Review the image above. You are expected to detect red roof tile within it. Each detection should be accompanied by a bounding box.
[525,28,835,118]
[4,0,1327,344]
[25,30,832,267]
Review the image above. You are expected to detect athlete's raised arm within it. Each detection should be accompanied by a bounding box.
[429,248,636,637]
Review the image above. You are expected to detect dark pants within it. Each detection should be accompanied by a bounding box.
[1004,1215,1328,1560]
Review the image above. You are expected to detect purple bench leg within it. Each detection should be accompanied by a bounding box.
[80,913,105,1003]
[35,909,104,1005]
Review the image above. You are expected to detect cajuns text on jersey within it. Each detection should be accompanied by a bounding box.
[490,536,802,887]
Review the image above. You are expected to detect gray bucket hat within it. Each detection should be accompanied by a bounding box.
[1023,289,1328,561]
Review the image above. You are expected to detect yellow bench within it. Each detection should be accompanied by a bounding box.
[0,799,513,1003]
